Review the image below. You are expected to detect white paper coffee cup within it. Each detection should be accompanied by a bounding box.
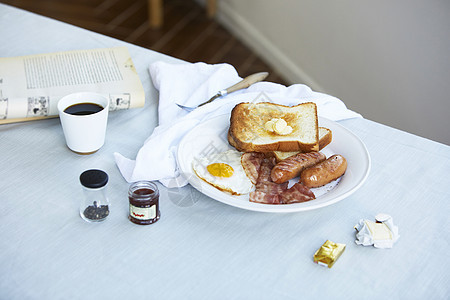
[57,92,109,154]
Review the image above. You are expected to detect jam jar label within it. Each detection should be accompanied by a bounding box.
[129,204,156,220]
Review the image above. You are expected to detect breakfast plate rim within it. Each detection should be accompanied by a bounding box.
[177,113,371,213]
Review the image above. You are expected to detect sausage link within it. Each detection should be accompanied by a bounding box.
[300,154,347,188]
[270,152,326,184]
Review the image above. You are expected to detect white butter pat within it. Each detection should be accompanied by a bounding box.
[354,214,399,248]
[274,118,287,132]
[265,118,293,135]
[278,125,293,135]
[264,119,276,132]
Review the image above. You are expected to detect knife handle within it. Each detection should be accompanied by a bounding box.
[225,72,269,94]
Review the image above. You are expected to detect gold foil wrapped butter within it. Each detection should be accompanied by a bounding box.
[313,240,346,268]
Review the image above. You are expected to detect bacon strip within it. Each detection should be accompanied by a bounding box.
[241,152,265,184]
[250,190,281,204]
[281,183,315,204]
[248,155,316,205]
[256,156,276,183]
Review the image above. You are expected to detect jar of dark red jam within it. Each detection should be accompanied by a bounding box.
[128,181,160,225]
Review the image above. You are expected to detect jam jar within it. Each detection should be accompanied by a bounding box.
[128,181,160,225]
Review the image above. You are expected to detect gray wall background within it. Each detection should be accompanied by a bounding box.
[202,0,450,145]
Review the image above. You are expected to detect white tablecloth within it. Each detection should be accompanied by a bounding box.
[1,4,449,299]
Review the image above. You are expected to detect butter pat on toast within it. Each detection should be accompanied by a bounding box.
[228,102,319,153]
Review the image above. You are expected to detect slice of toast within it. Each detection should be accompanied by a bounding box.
[228,102,319,153]
[272,127,332,162]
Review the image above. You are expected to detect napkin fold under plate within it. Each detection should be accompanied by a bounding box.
[114,61,362,187]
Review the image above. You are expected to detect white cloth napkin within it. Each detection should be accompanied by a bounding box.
[114,61,362,187]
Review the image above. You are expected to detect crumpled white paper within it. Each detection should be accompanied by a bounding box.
[354,214,399,249]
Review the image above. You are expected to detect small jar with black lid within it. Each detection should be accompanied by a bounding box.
[128,181,160,225]
[79,169,110,223]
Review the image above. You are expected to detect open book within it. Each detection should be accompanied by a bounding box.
[0,47,145,124]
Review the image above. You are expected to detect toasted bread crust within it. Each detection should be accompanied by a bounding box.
[227,129,245,152]
[318,127,332,150]
[228,102,319,153]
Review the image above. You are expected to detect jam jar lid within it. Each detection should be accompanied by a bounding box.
[80,169,108,188]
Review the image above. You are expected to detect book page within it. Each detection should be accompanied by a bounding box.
[0,47,145,124]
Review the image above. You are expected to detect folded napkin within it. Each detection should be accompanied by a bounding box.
[114,61,362,187]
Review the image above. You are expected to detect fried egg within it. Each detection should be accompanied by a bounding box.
[192,150,254,195]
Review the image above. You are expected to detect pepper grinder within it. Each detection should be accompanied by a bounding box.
[79,169,110,223]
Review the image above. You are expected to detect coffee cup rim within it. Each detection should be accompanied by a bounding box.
[58,92,110,116]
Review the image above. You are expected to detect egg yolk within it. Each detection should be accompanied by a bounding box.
[207,163,234,178]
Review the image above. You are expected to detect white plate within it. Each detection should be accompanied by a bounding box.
[177,114,371,213]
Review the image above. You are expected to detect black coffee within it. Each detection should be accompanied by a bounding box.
[64,103,104,115]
